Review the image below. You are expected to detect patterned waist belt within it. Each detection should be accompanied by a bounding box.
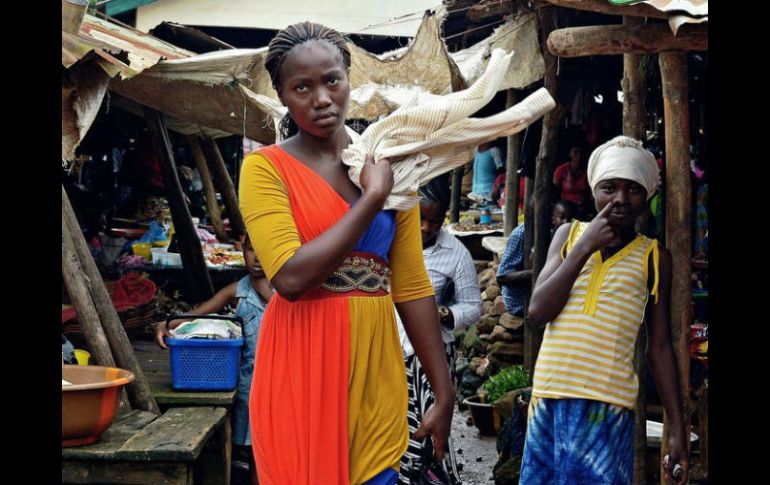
[321,251,391,294]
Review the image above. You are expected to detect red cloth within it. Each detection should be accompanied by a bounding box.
[553,162,589,205]
[491,174,526,209]
[62,272,156,324]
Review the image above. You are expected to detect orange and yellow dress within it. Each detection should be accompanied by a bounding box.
[239,145,434,485]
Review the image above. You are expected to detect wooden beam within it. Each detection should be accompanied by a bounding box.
[468,0,515,22]
[62,186,160,415]
[525,5,564,373]
[62,214,131,412]
[200,137,247,240]
[548,24,707,58]
[522,174,536,372]
[62,220,116,369]
[620,16,648,484]
[542,0,667,19]
[659,51,692,485]
[143,107,214,302]
[448,50,469,225]
[503,89,522,236]
[187,136,229,243]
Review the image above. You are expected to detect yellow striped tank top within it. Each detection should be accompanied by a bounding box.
[532,221,659,409]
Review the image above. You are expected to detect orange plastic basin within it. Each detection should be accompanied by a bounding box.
[61,365,135,447]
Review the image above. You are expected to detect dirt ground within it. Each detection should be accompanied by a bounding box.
[451,404,498,484]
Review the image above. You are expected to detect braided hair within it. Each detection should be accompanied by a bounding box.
[264,21,352,139]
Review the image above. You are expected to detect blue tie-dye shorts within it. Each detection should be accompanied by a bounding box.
[519,396,634,485]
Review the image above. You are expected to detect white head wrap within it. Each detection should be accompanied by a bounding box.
[587,135,660,200]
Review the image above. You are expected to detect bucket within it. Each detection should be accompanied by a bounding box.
[132,242,152,260]
[74,349,91,366]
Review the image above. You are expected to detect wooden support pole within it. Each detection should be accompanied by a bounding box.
[200,137,247,239]
[621,16,648,484]
[542,0,667,19]
[504,89,522,236]
[62,186,160,415]
[62,214,131,412]
[187,135,229,243]
[143,107,214,302]
[62,226,116,368]
[548,24,707,58]
[449,55,469,225]
[522,174,536,371]
[659,51,692,485]
[525,5,563,372]
[450,168,464,223]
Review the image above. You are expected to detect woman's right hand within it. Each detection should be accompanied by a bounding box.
[359,154,393,206]
[574,201,618,256]
[154,321,172,350]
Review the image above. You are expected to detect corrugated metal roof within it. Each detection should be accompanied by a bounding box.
[62,13,195,79]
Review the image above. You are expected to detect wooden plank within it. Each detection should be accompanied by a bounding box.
[200,137,247,239]
[62,461,191,484]
[542,0,667,19]
[525,5,563,373]
[64,407,225,462]
[119,407,226,461]
[503,89,522,236]
[187,135,229,242]
[197,413,229,485]
[151,383,236,408]
[62,410,159,459]
[62,186,159,415]
[659,50,692,485]
[547,24,707,58]
[144,107,214,302]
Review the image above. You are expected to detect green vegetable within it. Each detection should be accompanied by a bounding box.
[481,365,530,402]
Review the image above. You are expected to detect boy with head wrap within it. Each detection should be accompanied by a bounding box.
[521,136,689,484]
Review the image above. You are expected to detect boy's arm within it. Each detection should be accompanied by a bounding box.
[154,282,238,350]
[646,248,689,484]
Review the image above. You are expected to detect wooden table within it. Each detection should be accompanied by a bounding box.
[62,407,228,484]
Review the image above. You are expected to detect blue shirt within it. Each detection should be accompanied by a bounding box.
[233,275,268,446]
[471,147,504,197]
[496,223,526,317]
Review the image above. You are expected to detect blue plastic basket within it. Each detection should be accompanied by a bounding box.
[164,314,244,391]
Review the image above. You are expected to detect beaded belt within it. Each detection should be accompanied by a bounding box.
[321,252,391,294]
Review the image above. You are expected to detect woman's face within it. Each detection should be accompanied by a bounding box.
[569,147,582,168]
[276,40,350,138]
[593,178,647,228]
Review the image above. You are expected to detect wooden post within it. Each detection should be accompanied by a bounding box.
[547,24,707,58]
[62,216,131,412]
[621,16,648,484]
[525,4,563,372]
[522,175,536,372]
[448,55,469,225]
[62,225,116,369]
[659,51,692,485]
[200,137,247,239]
[187,135,229,243]
[504,89,522,236]
[450,168,464,223]
[143,107,214,302]
[62,186,160,415]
